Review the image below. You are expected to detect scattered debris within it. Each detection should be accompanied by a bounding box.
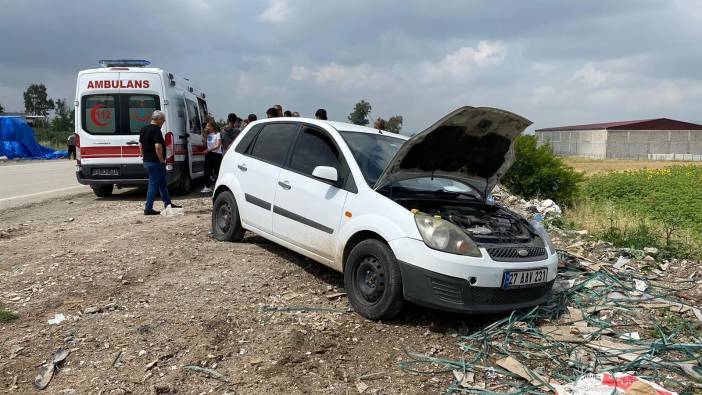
[355,381,369,393]
[34,349,70,390]
[325,292,346,300]
[47,313,66,325]
[183,365,230,382]
[552,372,678,395]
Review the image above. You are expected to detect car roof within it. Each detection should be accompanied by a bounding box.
[253,117,409,140]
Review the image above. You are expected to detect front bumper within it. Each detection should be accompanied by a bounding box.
[389,237,558,313]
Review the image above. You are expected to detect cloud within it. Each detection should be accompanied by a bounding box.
[259,0,290,23]
[572,63,608,87]
[421,41,506,82]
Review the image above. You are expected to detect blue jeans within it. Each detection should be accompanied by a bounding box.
[143,161,171,211]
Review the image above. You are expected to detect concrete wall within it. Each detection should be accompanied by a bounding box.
[535,129,607,158]
[606,130,702,160]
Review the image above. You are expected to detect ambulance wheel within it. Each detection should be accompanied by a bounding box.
[174,173,192,195]
[344,239,404,320]
[91,185,114,197]
[212,190,245,242]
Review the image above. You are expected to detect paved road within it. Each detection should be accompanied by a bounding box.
[0,160,90,210]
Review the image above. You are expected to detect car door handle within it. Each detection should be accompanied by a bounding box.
[278,181,291,190]
[126,140,139,145]
[237,164,247,171]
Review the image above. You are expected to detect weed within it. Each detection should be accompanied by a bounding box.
[0,307,19,323]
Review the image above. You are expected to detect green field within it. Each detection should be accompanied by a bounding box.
[564,165,702,257]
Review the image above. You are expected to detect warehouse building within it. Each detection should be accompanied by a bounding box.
[535,118,702,160]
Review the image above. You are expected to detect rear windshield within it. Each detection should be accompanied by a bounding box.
[82,94,160,135]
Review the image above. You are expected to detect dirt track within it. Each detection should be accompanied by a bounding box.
[0,190,502,394]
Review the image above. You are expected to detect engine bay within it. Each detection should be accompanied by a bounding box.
[393,197,537,245]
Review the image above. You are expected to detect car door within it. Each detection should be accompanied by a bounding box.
[272,125,350,260]
[184,96,205,176]
[236,122,299,234]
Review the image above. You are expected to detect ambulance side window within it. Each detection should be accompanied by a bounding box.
[197,98,208,121]
[175,98,187,134]
[83,95,117,134]
[185,99,202,134]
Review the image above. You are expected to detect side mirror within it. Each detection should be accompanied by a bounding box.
[312,166,338,182]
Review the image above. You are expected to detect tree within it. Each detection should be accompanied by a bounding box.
[51,98,73,131]
[386,115,403,134]
[0,102,4,114]
[348,100,372,126]
[23,83,55,116]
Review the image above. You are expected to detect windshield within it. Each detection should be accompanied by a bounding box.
[339,131,404,186]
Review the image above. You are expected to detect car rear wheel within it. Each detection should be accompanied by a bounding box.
[212,190,245,242]
[344,239,404,320]
[91,185,114,197]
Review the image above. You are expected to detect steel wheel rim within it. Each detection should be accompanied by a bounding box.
[354,256,386,304]
[216,202,232,233]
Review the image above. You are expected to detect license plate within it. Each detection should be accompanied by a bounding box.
[502,268,547,289]
[91,168,119,176]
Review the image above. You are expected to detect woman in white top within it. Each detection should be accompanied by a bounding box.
[201,120,222,193]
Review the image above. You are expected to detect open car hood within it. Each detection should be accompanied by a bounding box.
[373,106,532,196]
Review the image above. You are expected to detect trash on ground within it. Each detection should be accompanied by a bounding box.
[160,205,184,217]
[47,313,65,325]
[552,372,679,395]
[183,365,230,382]
[34,349,70,390]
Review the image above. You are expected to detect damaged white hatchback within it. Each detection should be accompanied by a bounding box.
[212,106,558,319]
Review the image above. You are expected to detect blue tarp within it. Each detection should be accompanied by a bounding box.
[0,116,67,159]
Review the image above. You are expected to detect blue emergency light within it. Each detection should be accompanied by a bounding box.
[99,59,151,68]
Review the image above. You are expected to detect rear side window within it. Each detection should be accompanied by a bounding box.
[249,123,298,166]
[235,124,263,154]
[290,127,341,175]
[185,99,202,134]
[82,94,160,135]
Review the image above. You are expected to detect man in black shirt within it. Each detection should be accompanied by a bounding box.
[139,110,181,215]
[220,113,241,154]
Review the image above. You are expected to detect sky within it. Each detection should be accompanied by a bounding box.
[1,0,701,134]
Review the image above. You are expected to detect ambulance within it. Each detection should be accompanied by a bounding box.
[74,60,208,196]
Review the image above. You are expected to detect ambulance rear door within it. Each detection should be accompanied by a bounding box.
[78,71,162,181]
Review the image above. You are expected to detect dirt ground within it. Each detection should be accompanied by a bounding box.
[0,190,507,394]
[562,157,702,175]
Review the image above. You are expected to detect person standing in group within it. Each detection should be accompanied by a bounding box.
[273,104,283,117]
[266,107,278,118]
[221,113,241,154]
[139,111,181,215]
[315,108,327,120]
[291,111,300,117]
[66,133,76,160]
[374,117,386,130]
[201,120,222,193]
[283,110,292,117]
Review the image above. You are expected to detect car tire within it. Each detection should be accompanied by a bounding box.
[91,185,114,197]
[212,190,245,242]
[174,172,192,195]
[344,239,404,320]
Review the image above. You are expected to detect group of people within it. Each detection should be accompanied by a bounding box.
[138,105,331,215]
[199,105,329,194]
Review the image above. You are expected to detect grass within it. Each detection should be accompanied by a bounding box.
[0,307,19,323]
[563,157,702,176]
[563,165,702,258]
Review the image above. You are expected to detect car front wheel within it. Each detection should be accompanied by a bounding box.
[212,190,245,242]
[344,239,404,320]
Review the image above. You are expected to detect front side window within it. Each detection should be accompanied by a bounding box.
[339,131,404,186]
[82,94,160,135]
[289,127,341,176]
[249,123,299,166]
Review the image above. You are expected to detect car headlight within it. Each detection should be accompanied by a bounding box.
[529,220,555,254]
[414,214,481,257]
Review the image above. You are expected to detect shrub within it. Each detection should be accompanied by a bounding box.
[502,135,585,206]
[0,307,19,323]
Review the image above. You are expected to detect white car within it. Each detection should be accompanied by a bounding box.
[212,106,558,320]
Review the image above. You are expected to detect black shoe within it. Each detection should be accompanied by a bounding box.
[144,209,160,216]
[168,204,182,209]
